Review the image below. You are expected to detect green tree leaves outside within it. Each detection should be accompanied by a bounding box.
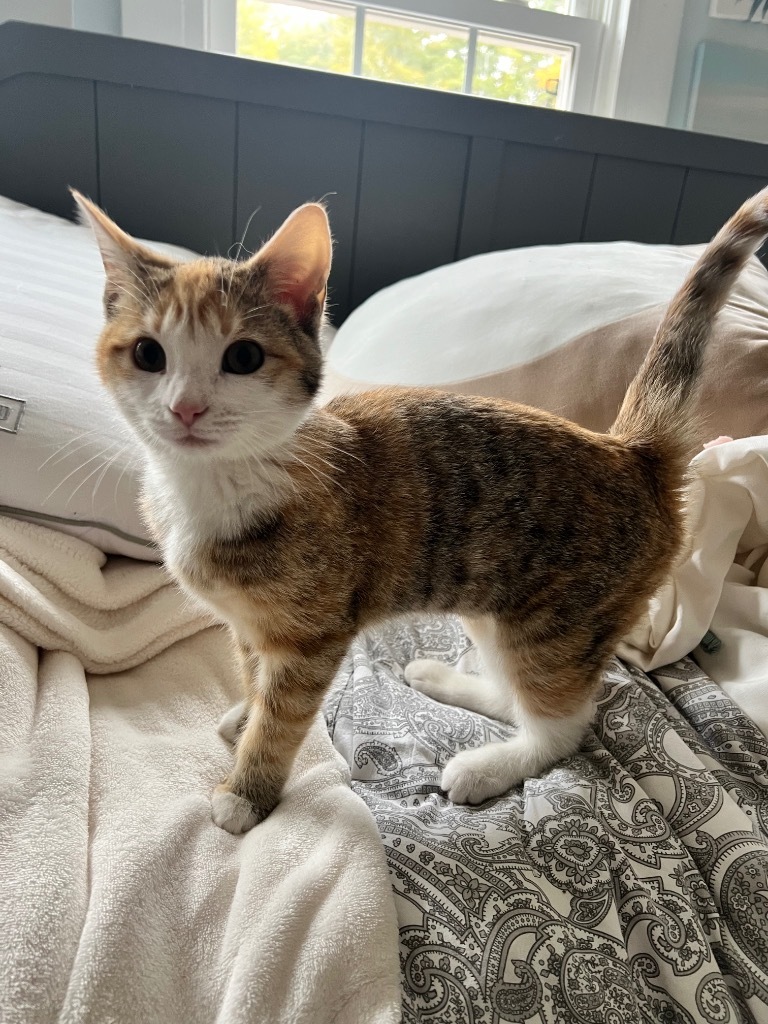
[237,0,567,109]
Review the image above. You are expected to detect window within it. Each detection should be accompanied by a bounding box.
[226,0,606,115]
[472,32,572,110]
[359,9,469,94]
[238,1,356,75]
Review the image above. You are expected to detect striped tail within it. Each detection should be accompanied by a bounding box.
[611,185,768,462]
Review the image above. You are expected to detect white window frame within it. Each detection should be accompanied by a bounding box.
[332,0,604,114]
[120,0,605,115]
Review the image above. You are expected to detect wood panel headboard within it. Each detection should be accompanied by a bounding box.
[2,20,767,324]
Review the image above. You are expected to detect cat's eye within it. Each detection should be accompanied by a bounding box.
[133,337,166,373]
[222,340,265,375]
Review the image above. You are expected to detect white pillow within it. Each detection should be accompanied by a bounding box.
[321,241,768,447]
[0,196,194,559]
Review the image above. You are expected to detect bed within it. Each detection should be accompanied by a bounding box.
[1,20,768,1024]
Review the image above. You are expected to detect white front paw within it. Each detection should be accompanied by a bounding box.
[441,747,519,805]
[217,700,248,745]
[211,787,260,834]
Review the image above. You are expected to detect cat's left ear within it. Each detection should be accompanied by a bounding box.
[71,188,176,302]
[252,203,332,332]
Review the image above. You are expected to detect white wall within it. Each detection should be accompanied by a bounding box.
[120,0,220,48]
[580,0,768,145]
[668,0,768,133]
[0,0,73,26]
[608,0,686,125]
[0,0,120,32]
[74,0,120,34]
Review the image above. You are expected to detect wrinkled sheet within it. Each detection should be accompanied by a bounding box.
[0,515,401,1024]
[327,615,768,1023]
[621,435,768,737]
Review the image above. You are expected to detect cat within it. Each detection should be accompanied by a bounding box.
[73,186,768,834]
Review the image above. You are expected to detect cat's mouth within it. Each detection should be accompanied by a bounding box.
[152,421,222,452]
[173,434,218,449]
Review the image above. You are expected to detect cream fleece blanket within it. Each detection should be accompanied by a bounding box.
[621,434,768,737]
[0,516,401,1024]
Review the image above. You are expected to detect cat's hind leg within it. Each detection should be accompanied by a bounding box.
[405,615,518,720]
[217,638,258,744]
[404,659,514,722]
[418,616,598,805]
[440,700,594,805]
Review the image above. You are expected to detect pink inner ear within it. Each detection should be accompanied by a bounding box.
[276,282,310,316]
[273,265,322,324]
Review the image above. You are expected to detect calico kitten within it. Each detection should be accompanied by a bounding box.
[74,187,768,834]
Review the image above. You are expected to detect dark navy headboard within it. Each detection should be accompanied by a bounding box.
[1,20,766,323]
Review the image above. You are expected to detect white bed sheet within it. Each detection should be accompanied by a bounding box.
[621,434,768,736]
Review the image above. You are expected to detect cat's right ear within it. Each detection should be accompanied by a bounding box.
[71,189,175,306]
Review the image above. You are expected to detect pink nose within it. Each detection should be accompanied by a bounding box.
[170,402,208,429]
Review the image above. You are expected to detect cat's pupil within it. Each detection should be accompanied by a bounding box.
[223,340,264,375]
[133,337,166,373]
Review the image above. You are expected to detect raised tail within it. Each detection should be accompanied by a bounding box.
[611,185,768,461]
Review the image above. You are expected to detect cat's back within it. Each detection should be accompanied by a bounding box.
[326,385,620,482]
[324,386,681,616]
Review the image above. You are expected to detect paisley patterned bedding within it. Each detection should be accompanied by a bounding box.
[324,615,768,1024]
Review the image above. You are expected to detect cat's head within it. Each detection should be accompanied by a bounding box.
[73,191,332,463]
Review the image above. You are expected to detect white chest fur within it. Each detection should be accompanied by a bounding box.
[141,454,291,633]
[144,455,289,561]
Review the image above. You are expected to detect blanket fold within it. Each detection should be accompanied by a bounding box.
[0,516,208,672]
[620,435,768,736]
[0,515,401,1024]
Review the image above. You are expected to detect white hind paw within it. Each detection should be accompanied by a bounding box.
[405,659,456,700]
[441,746,522,805]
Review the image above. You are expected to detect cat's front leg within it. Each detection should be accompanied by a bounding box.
[211,636,350,834]
[211,695,293,833]
[216,638,260,744]
[217,699,248,744]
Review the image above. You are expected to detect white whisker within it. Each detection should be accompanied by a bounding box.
[239,305,268,326]
[41,445,119,506]
[289,447,349,499]
[219,263,227,306]
[112,451,139,511]
[302,433,366,468]
[38,428,104,467]
[68,446,125,508]
[87,444,132,515]
[296,446,340,475]
[122,264,156,306]
[229,207,261,290]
